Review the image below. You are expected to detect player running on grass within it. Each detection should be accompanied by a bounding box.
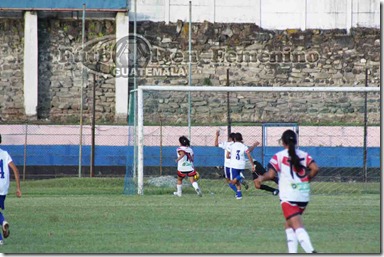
[0,134,22,245]
[254,129,319,253]
[214,130,260,194]
[226,132,255,200]
[173,136,202,197]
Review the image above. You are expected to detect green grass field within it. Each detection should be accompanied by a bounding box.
[0,178,381,253]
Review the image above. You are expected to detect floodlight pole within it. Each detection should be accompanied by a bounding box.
[226,69,231,137]
[78,3,86,178]
[188,1,192,140]
[90,73,96,178]
[23,122,28,181]
[363,68,369,183]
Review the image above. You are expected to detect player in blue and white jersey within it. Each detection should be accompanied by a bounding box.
[226,133,255,199]
[214,130,259,194]
[0,134,22,245]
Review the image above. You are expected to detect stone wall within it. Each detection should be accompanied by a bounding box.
[0,19,380,124]
[135,21,380,86]
[136,21,380,125]
[0,19,25,121]
[37,19,116,123]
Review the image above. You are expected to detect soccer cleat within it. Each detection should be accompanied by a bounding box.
[241,180,249,190]
[2,221,9,239]
[236,191,242,200]
[272,189,279,196]
[195,188,202,197]
[173,192,182,197]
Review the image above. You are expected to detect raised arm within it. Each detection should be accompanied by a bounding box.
[214,130,220,147]
[8,161,21,198]
[247,140,260,153]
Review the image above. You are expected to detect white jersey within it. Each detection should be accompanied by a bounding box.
[268,148,315,202]
[227,142,250,170]
[218,141,233,168]
[0,149,12,195]
[176,146,194,172]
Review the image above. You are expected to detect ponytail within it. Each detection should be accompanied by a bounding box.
[287,141,301,171]
[281,129,302,171]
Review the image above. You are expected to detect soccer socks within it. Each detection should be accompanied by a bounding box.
[286,227,315,253]
[228,183,237,192]
[0,213,4,241]
[235,175,242,182]
[285,228,298,253]
[295,227,315,253]
[192,182,199,190]
[260,184,277,193]
[0,212,4,225]
[176,184,182,194]
[236,190,242,199]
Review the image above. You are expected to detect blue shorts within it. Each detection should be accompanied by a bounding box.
[0,195,6,210]
[224,167,231,179]
[225,167,243,180]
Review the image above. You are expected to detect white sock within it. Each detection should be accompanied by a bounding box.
[295,227,315,253]
[177,184,182,194]
[285,228,298,253]
[192,182,199,190]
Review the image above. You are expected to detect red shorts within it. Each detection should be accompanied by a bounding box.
[281,201,308,220]
[177,170,196,178]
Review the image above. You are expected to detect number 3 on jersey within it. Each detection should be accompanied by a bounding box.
[236,150,240,160]
[0,160,4,179]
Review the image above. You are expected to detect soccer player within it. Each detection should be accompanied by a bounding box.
[226,132,255,199]
[214,130,259,194]
[173,136,202,197]
[252,160,279,196]
[0,134,22,245]
[254,129,319,253]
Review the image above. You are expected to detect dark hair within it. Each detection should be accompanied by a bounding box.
[179,136,190,147]
[234,132,243,142]
[229,132,236,141]
[281,129,301,171]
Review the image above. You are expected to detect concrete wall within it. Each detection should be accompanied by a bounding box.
[130,0,380,29]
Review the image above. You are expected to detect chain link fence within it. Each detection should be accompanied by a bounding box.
[0,123,132,179]
[137,89,380,195]
[0,89,380,195]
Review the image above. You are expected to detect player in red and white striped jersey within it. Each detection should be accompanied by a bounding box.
[173,136,202,197]
[254,129,319,253]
